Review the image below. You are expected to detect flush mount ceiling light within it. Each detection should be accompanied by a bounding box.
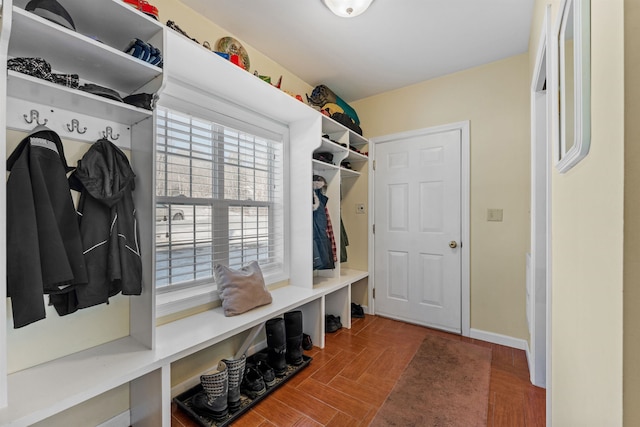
[322,0,374,18]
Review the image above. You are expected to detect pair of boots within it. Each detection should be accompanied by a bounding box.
[192,355,246,421]
[265,310,305,376]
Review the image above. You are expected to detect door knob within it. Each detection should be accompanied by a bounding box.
[449,241,458,249]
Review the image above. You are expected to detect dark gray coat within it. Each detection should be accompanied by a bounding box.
[50,138,142,313]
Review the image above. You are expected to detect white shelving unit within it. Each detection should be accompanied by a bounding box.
[0,1,370,425]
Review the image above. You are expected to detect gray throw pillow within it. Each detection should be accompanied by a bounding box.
[214,261,272,316]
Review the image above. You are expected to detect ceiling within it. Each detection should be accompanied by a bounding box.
[179,0,535,102]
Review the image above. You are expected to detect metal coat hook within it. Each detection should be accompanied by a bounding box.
[66,118,87,134]
[23,109,48,126]
[102,126,119,141]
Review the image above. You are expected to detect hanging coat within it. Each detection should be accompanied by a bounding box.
[312,188,334,270]
[6,128,87,328]
[50,139,142,313]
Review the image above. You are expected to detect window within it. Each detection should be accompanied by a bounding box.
[155,107,285,295]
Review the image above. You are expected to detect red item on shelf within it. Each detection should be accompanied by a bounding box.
[123,0,159,20]
[229,54,245,70]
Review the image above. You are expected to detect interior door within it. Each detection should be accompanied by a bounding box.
[373,128,462,333]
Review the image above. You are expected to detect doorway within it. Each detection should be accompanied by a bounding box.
[370,122,470,335]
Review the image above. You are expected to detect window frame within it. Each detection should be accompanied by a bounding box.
[153,102,290,318]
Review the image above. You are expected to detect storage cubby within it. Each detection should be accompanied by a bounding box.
[0,1,370,425]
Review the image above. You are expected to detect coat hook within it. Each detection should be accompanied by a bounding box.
[102,126,119,141]
[23,109,48,126]
[66,118,87,134]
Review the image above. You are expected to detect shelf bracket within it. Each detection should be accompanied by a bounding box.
[235,323,265,359]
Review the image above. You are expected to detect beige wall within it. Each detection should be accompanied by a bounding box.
[529,0,625,424]
[352,55,531,341]
[624,0,640,425]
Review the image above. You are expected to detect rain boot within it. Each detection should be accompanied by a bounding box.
[222,355,246,412]
[265,317,287,376]
[192,361,228,421]
[284,310,304,366]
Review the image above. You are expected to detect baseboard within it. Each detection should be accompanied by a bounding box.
[97,411,130,427]
[469,328,528,350]
[171,339,268,397]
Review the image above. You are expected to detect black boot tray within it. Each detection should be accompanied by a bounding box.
[173,353,312,427]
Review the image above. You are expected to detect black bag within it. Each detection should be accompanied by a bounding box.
[331,112,362,136]
[313,152,334,164]
[123,93,158,110]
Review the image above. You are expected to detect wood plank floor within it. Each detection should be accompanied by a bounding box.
[171,315,546,426]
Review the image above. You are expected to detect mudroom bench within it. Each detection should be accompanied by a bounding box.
[0,271,367,427]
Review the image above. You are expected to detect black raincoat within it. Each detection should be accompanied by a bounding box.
[6,128,87,328]
[50,138,142,313]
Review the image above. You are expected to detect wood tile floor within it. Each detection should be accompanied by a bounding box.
[171,315,546,426]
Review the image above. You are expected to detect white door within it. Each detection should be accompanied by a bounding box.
[373,128,462,333]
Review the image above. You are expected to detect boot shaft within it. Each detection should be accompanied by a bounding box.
[222,355,246,411]
[284,310,304,366]
[265,317,287,375]
[194,361,229,420]
[200,361,228,399]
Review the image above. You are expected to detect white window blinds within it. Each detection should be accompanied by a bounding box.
[155,107,285,289]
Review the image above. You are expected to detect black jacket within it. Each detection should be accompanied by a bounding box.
[51,139,143,313]
[6,128,87,328]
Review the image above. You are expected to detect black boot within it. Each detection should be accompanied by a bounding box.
[265,317,287,376]
[192,361,229,421]
[284,310,304,366]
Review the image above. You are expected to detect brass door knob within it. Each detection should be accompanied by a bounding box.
[449,241,458,249]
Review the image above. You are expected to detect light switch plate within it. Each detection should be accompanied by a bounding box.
[487,208,503,222]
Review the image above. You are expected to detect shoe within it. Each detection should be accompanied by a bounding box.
[192,361,228,421]
[255,360,276,388]
[351,302,365,318]
[241,366,266,399]
[325,314,342,333]
[221,355,246,413]
[302,333,313,351]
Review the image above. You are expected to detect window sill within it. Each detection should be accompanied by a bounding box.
[156,283,219,319]
[155,272,289,321]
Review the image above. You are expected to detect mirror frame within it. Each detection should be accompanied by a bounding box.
[553,0,591,173]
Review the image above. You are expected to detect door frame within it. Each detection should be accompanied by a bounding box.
[529,4,552,397]
[368,121,470,337]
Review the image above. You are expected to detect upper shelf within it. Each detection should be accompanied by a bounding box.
[162,30,317,125]
[7,71,153,126]
[8,5,163,94]
[12,0,162,48]
[321,115,368,148]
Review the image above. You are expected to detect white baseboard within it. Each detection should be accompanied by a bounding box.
[470,328,528,350]
[97,411,130,427]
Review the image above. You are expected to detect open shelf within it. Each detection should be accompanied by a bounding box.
[9,8,162,94]
[7,71,153,126]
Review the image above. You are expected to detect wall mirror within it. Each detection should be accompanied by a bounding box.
[554,0,591,173]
